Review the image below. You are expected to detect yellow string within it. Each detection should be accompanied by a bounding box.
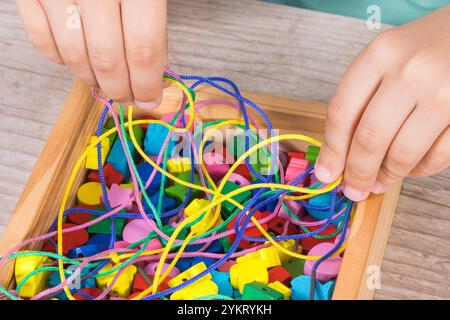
[128,106,345,300]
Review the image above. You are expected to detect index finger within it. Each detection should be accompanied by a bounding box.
[314,41,383,184]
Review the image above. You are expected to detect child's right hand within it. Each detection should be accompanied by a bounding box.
[16,0,168,109]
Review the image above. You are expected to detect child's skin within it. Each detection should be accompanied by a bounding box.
[16,0,450,201]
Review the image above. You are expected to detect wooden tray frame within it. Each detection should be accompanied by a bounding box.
[0,81,402,299]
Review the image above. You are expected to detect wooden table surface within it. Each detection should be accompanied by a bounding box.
[0,0,448,299]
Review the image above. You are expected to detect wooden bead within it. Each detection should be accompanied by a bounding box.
[77,182,105,207]
[106,183,134,211]
[52,223,89,254]
[14,253,50,298]
[230,258,268,293]
[73,288,103,300]
[85,136,110,170]
[300,215,337,252]
[87,163,124,187]
[268,265,292,286]
[67,205,95,225]
[242,281,284,300]
[304,242,342,282]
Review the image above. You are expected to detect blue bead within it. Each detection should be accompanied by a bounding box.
[306,193,346,227]
[67,244,100,259]
[142,193,176,215]
[88,233,114,251]
[144,124,177,157]
[107,138,135,180]
[291,275,335,300]
[175,258,193,272]
[205,240,223,254]
[211,270,233,297]
[233,289,242,299]
[48,269,95,300]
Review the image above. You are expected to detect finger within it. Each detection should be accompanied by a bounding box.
[342,78,416,201]
[410,126,450,177]
[16,0,63,64]
[121,0,167,109]
[373,105,449,193]
[76,0,133,102]
[39,0,97,86]
[315,40,383,184]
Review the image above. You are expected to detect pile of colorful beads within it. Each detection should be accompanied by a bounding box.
[0,70,353,300]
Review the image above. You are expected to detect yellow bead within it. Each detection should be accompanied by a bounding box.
[120,182,134,189]
[230,258,268,294]
[96,263,137,298]
[14,252,50,298]
[168,262,212,288]
[85,136,110,170]
[184,199,209,217]
[77,182,105,206]
[236,246,281,268]
[274,240,302,263]
[167,157,191,175]
[268,281,291,300]
[184,199,213,234]
[170,279,218,300]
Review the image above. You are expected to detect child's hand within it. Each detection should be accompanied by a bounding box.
[315,5,450,201]
[16,0,167,109]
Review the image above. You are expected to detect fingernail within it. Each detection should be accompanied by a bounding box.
[134,100,159,110]
[343,185,368,202]
[371,180,386,194]
[314,163,334,183]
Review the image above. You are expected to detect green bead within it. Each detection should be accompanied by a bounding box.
[219,236,232,252]
[125,124,144,148]
[104,117,116,130]
[242,281,284,300]
[102,127,117,146]
[305,152,318,164]
[220,181,252,219]
[165,172,201,203]
[307,145,320,155]
[87,208,125,236]
[282,258,306,279]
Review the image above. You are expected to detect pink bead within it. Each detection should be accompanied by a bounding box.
[304,242,343,282]
[113,241,130,249]
[222,173,250,186]
[105,183,134,211]
[161,112,191,128]
[285,158,309,184]
[140,238,163,251]
[217,260,236,273]
[122,219,153,244]
[144,262,181,278]
[333,228,350,245]
[203,152,229,182]
[168,212,185,228]
[278,200,304,220]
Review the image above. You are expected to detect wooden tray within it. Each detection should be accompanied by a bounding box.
[0,80,402,299]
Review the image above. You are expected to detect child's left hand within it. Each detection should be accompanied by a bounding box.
[314,5,450,201]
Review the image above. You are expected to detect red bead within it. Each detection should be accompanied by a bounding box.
[139,115,155,130]
[67,205,95,225]
[87,163,124,187]
[300,215,337,252]
[227,211,268,249]
[149,275,172,292]
[288,151,305,161]
[41,240,56,253]
[52,223,89,254]
[234,164,253,182]
[267,216,298,235]
[73,288,103,300]
[127,292,142,300]
[268,265,292,286]
[133,272,151,292]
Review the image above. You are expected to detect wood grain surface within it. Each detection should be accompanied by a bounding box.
[0,0,448,299]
